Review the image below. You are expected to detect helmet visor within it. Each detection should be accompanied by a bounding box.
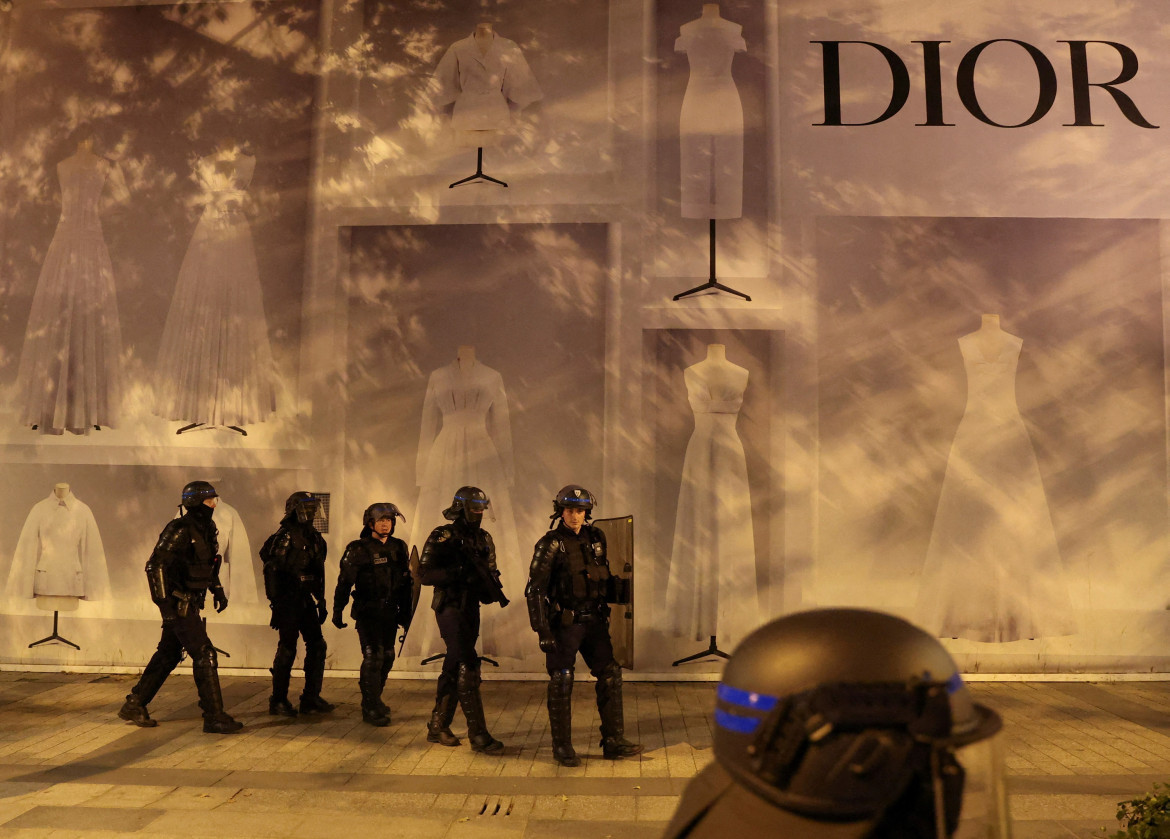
[947,730,1010,839]
[463,497,490,514]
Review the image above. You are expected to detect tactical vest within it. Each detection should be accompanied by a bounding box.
[183,520,219,592]
[552,527,610,611]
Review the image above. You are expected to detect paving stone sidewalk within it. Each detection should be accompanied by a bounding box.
[0,672,1168,837]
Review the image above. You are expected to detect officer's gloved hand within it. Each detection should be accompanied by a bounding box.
[538,633,558,654]
[332,612,346,629]
[212,588,228,613]
[316,600,328,625]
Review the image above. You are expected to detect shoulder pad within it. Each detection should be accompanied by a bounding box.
[431,526,453,543]
[155,519,190,553]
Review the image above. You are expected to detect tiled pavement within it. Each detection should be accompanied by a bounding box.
[1,672,1169,837]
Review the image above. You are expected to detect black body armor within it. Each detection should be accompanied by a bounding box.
[334,534,414,627]
[262,515,328,607]
[526,521,612,634]
[144,506,222,610]
[418,518,503,611]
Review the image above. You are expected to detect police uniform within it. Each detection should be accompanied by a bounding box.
[333,529,413,723]
[118,488,241,734]
[417,487,506,753]
[262,512,331,714]
[527,515,640,765]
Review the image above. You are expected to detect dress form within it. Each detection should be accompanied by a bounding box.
[667,344,760,663]
[435,19,543,188]
[672,6,750,301]
[31,482,82,650]
[915,314,1075,642]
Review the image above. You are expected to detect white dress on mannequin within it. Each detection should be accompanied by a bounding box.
[401,356,528,660]
[916,319,1076,642]
[677,7,746,219]
[15,149,125,434]
[433,29,543,133]
[664,347,761,649]
[154,149,277,427]
[7,489,110,601]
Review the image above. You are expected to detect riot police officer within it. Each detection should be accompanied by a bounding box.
[525,485,641,766]
[332,502,414,726]
[261,491,334,717]
[117,481,242,734]
[417,486,507,753]
[663,608,1008,839]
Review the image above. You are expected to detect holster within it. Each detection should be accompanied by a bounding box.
[172,590,193,618]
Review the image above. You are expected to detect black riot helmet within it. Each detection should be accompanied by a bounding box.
[551,484,596,523]
[285,491,320,524]
[665,609,1007,839]
[442,486,490,522]
[363,502,405,532]
[181,480,218,509]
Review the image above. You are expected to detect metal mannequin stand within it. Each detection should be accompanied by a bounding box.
[28,611,80,650]
[672,219,751,302]
[672,635,729,666]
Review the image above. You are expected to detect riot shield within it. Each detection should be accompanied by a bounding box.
[408,544,421,617]
[399,545,422,657]
[594,515,634,669]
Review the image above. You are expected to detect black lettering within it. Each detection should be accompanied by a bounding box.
[956,39,1057,128]
[914,41,954,126]
[813,40,910,126]
[1060,41,1158,128]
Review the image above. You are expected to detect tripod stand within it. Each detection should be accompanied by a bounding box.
[28,611,80,650]
[672,219,751,302]
[449,147,508,189]
[672,635,728,666]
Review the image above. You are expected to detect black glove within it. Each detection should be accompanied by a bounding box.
[316,600,328,625]
[212,588,228,613]
[538,633,558,654]
[332,612,346,629]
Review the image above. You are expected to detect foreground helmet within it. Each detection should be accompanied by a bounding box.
[181,480,218,509]
[285,491,320,524]
[442,486,490,521]
[363,502,405,531]
[551,485,596,521]
[666,608,1006,839]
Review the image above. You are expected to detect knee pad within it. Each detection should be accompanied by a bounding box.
[456,661,481,693]
[193,644,217,670]
[305,637,327,657]
[548,667,574,684]
[274,641,297,668]
[595,661,622,684]
[361,645,383,668]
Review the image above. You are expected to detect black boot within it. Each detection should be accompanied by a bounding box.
[269,642,297,717]
[427,671,461,746]
[193,647,243,735]
[548,668,579,767]
[457,662,503,754]
[360,645,389,726]
[299,638,334,713]
[117,693,158,728]
[377,651,394,716]
[596,663,641,759]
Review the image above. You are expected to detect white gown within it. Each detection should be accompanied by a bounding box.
[400,360,528,660]
[15,152,124,434]
[677,15,746,219]
[6,491,110,600]
[664,359,761,649]
[916,330,1076,642]
[154,152,277,427]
